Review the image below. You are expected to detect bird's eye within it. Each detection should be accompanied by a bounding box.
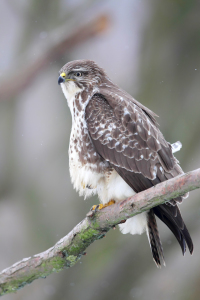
[75,72,82,77]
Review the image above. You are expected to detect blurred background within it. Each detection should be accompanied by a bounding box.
[0,0,200,299]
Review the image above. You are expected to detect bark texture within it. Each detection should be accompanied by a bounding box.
[0,168,200,296]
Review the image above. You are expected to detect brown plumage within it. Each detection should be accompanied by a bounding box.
[58,59,193,267]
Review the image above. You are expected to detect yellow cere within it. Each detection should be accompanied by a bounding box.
[60,72,66,78]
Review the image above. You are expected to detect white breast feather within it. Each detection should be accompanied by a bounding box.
[61,81,82,119]
[98,170,147,236]
[119,213,147,235]
[99,170,135,203]
[69,143,103,198]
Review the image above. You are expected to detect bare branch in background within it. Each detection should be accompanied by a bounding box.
[0,168,200,297]
[0,15,109,101]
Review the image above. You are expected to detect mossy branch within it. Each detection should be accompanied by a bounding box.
[0,168,200,296]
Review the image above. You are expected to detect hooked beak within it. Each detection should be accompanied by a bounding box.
[58,72,75,85]
[58,75,65,85]
[58,72,67,85]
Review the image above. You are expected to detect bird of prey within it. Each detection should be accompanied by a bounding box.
[58,59,193,267]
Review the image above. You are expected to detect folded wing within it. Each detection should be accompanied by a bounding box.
[85,91,193,261]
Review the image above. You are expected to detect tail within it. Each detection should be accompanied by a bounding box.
[146,209,165,267]
[153,203,193,256]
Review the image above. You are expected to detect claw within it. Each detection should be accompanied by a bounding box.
[87,200,116,218]
[91,204,103,212]
[90,200,116,212]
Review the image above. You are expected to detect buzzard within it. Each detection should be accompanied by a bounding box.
[58,59,193,267]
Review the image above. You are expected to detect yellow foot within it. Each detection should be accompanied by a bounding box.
[91,200,115,212]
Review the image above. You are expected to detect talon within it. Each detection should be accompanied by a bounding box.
[90,204,102,212]
[90,200,116,212]
[90,204,96,211]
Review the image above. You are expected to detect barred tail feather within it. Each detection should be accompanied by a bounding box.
[146,209,165,267]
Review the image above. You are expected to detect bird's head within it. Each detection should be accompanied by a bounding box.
[58,59,107,90]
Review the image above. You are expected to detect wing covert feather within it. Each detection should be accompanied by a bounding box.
[85,93,177,181]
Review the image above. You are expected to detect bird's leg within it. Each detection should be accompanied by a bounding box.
[91,200,115,212]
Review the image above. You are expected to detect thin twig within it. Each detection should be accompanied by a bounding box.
[0,168,199,296]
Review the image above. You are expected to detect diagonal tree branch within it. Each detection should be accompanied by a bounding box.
[0,168,200,296]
